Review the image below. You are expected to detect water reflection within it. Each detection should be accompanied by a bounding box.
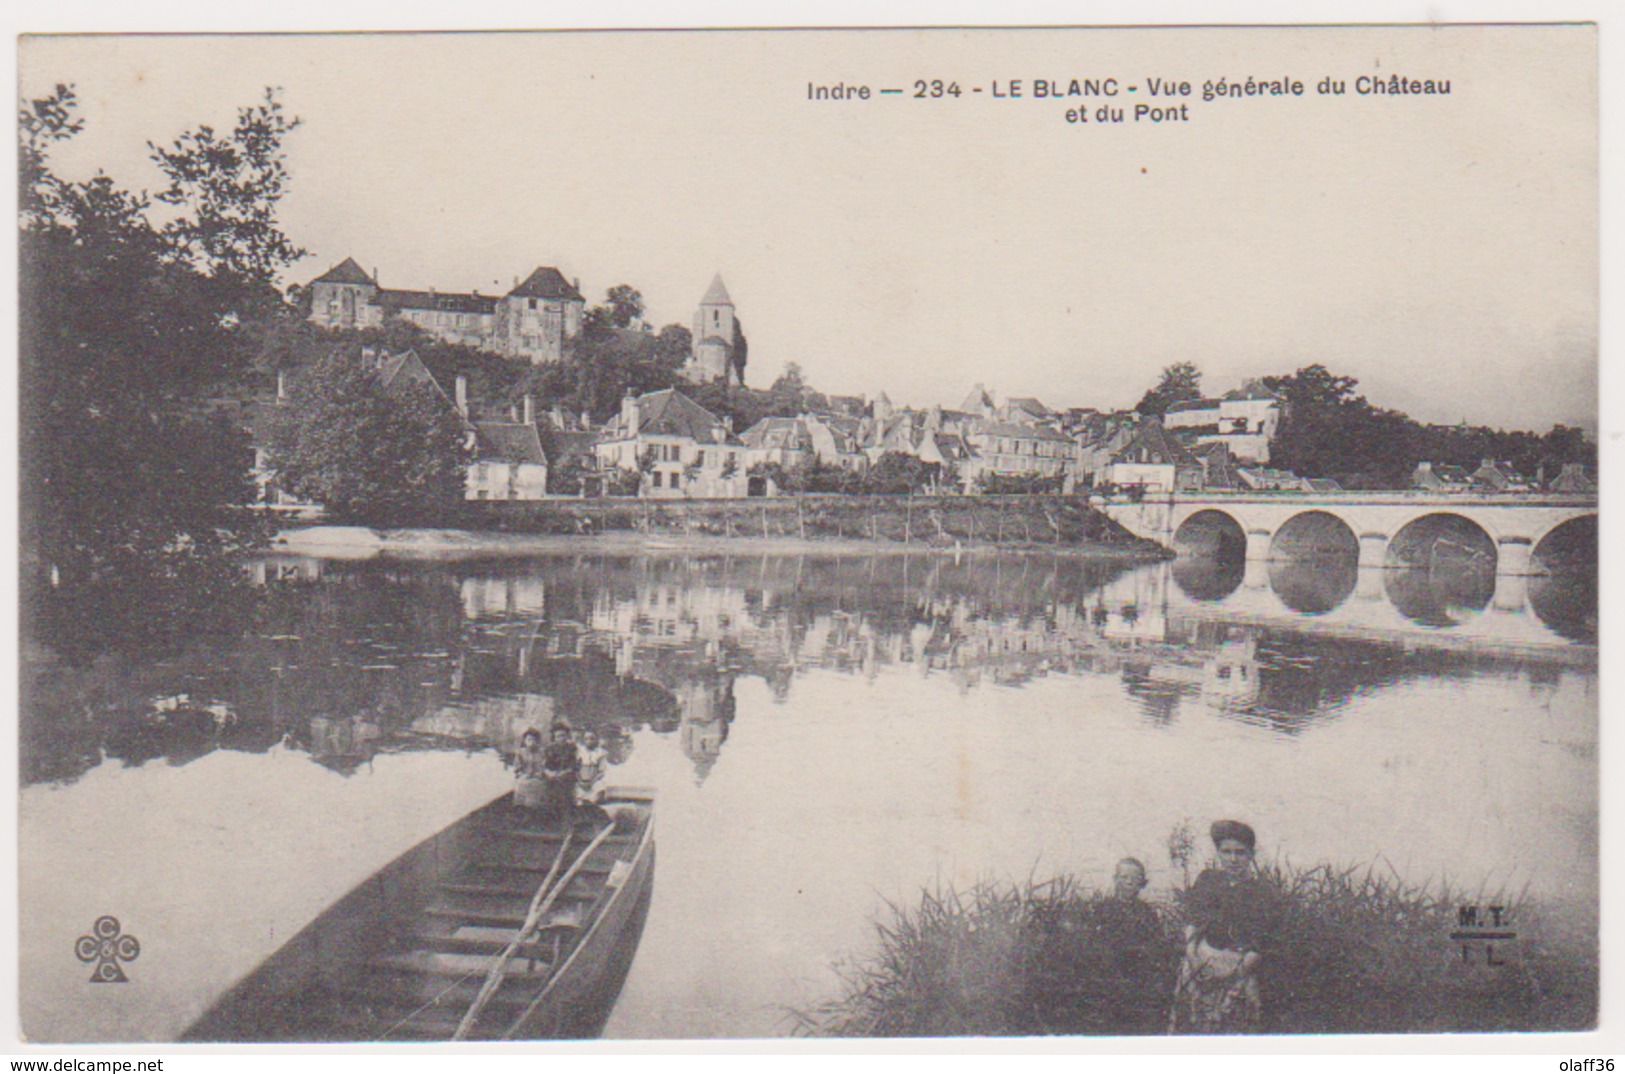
[1384,565,1493,627]
[1268,557,1357,615]
[1163,551,1596,645]
[19,547,1596,790]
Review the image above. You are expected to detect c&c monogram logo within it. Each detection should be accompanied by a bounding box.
[75,915,140,983]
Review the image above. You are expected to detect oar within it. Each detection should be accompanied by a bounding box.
[373,817,575,1043]
[453,816,620,1040]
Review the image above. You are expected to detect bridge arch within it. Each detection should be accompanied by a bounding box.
[1530,513,1598,573]
[1173,509,1247,560]
[1386,513,1497,571]
[1269,510,1359,563]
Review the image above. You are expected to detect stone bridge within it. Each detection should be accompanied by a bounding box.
[1100,490,1598,577]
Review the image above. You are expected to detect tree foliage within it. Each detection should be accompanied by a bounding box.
[268,349,471,523]
[730,316,750,385]
[20,84,303,597]
[602,284,644,329]
[1135,361,1203,418]
[1261,364,1596,489]
[147,88,306,308]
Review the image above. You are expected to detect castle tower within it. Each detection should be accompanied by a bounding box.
[308,257,378,329]
[687,273,736,384]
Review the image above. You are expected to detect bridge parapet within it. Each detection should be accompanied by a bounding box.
[1099,489,1596,577]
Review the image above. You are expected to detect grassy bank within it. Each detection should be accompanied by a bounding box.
[793,864,1596,1037]
[452,494,1161,553]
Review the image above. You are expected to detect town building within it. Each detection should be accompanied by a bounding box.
[686,274,743,384]
[961,420,1080,490]
[1548,462,1596,493]
[467,408,550,502]
[1162,382,1281,463]
[307,258,586,364]
[594,388,748,498]
[1411,461,1474,492]
[1469,458,1533,492]
[1104,422,1204,492]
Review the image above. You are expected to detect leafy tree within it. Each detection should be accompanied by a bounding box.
[766,361,829,416]
[606,466,643,496]
[976,470,1066,495]
[548,451,596,496]
[603,284,644,329]
[1261,365,1413,488]
[655,323,692,370]
[267,350,470,523]
[1135,361,1203,418]
[730,317,750,385]
[863,452,942,494]
[20,85,302,599]
[147,88,306,309]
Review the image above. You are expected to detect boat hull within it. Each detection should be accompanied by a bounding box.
[181,789,655,1042]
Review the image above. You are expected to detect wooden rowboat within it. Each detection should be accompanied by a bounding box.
[182,788,656,1042]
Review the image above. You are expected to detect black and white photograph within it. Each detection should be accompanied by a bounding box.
[12,17,1604,1051]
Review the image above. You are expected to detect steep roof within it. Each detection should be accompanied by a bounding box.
[933,432,976,462]
[509,267,585,302]
[740,416,811,451]
[1166,397,1220,414]
[373,288,497,315]
[1111,422,1200,468]
[625,389,737,443]
[1190,441,1243,489]
[1006,397,1055,419]
[1549,463,1596,492]
[312,257,376,286]
[978,419,1074,444]
[376,350,446,397]
[474,422,547,467]
[700,273,733,306]
[539,423,600,467]
[961,384,994,412]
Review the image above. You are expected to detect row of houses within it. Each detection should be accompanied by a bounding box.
[251,347,1592,507]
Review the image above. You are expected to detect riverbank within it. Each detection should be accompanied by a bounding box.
[273,525,1168,561]
[275,494,1170,561]
[794,865,1597,1037]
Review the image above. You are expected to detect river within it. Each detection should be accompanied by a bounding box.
[18,547,1598,1041]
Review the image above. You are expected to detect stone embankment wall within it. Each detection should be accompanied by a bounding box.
[457,494,1161,550]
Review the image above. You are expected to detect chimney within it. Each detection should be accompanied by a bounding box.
[455,374,468,417]
[580,410,591,430]
[509,401,520,422]
[573,277,581,293]
[523,394,535,426]
[552,404,566,428]
[372,267,378,285]
[621,389,639,430]
[276,369,287,401]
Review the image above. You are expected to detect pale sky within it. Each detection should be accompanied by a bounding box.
[20,25,1598,431]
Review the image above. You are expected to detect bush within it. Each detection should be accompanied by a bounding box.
[794,862,1596,1038]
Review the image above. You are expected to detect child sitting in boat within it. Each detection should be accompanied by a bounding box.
[512,728,548,809]
[575,730,608,805]
[539,723,581,821]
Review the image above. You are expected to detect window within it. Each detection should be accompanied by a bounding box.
[652,472,663,488]
[529,298,537,310]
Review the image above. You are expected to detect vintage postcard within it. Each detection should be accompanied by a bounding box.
[13,20,1604,1053]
